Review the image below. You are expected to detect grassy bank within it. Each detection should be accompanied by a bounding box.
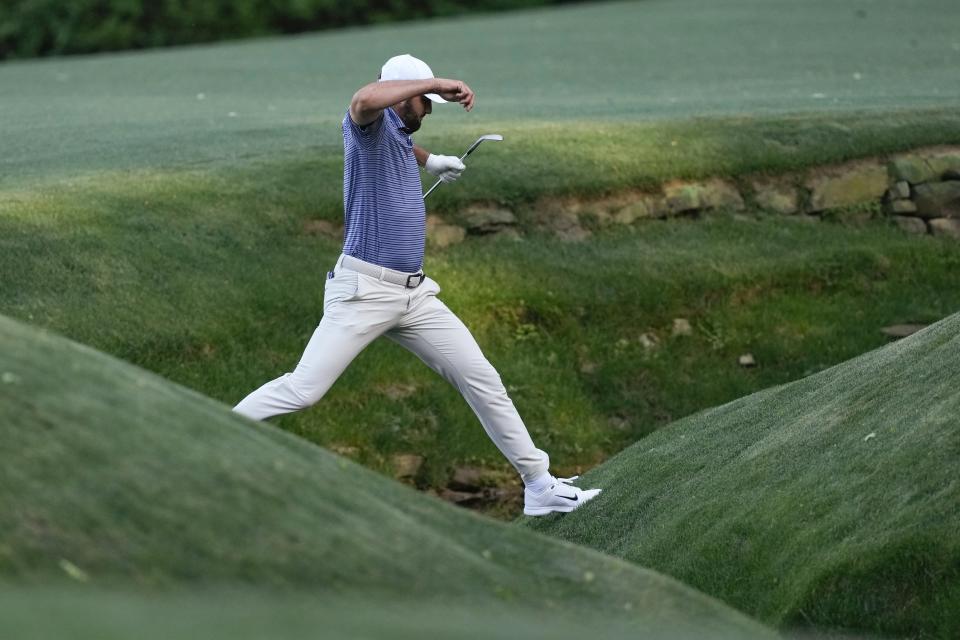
[522,312,960,638]
[0,314,773,639]
[3,163,959,508]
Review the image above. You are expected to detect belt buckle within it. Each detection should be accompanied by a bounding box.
[405,272,425,288]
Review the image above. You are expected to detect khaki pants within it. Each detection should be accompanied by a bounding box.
[233,254,549,482]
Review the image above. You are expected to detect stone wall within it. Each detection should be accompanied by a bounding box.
[886,149,960,238]
[425,145,960,246]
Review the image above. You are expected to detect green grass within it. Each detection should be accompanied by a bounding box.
[2,2,959,633]
[0,587,757,640]
[2,0,960,190]
[522,312,960,638]
[0,314,773,639]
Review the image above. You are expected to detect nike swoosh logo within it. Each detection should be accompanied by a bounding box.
[559,493,578,502]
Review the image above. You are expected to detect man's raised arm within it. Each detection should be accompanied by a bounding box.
[349,78,475,126]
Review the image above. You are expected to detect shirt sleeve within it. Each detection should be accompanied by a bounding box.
[343,109,385,149]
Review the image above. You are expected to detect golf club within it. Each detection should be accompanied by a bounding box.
[423,134,503,199]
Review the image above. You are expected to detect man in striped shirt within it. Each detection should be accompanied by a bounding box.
[234,54,601,516]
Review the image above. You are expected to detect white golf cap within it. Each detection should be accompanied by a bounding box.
[379,54,448,103]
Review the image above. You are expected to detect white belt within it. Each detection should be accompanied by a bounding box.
[340,255,426,289]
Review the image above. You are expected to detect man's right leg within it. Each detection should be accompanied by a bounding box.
[233,312,381,420]
[233,270,394,421]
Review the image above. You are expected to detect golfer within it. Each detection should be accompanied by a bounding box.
[234,54,600,516]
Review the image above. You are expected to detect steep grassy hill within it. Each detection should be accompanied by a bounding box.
[0,313,773,639]
[523,313,960,638]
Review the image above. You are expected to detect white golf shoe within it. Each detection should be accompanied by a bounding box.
[523,475,602,516]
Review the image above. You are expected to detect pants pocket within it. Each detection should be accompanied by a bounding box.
[422,276,441,297]
[323,270,361,311]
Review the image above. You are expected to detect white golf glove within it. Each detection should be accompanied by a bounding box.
[425,154,466,183]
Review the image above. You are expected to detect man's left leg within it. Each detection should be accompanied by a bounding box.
[384,279,549,484]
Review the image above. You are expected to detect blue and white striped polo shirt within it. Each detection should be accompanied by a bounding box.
[341,107,425,273]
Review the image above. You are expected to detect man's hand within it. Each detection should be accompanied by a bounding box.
[425,154,466,183]
[432,78,475,111]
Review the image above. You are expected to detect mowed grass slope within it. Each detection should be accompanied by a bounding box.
[0,314,774,639]
[523,312,960,638]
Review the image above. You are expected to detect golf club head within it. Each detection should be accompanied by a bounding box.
[462,134,503,159]
[424,134,504,199]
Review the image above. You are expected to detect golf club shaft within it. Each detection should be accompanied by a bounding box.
[422,138,494,200]
[422,177,445,200]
